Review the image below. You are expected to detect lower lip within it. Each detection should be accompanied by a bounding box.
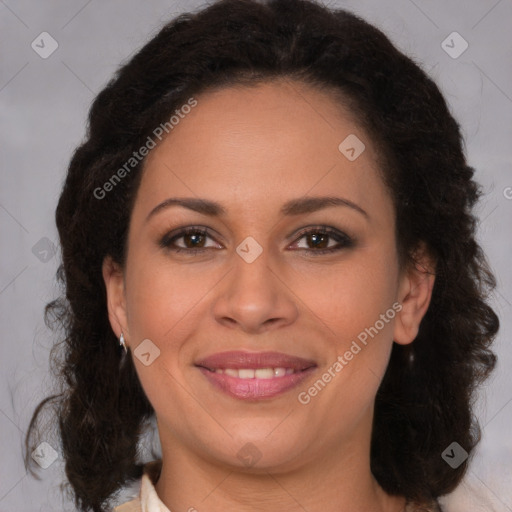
[198,367,316,400]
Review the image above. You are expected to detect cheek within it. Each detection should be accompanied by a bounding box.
[123,258,205,414]
[294,256,399,344]
[297,263,398,429]
[124,252,216,343]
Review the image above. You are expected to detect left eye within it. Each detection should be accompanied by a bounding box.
[159,226,354,255]
[290,227,354,254]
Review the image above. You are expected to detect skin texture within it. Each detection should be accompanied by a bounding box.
[103,79,435,512]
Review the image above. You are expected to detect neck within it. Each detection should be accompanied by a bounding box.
[154,411,405,512]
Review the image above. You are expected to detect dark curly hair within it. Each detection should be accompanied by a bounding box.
[25,0,499,511]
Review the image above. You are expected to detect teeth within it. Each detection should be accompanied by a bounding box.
[255,368,274,379]
[211,367,295,379]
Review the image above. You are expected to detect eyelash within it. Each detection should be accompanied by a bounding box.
[159,225,355,256]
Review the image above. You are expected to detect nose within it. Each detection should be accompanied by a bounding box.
[211,245,299,334]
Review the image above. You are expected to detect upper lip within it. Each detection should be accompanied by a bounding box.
[195,351,317,371]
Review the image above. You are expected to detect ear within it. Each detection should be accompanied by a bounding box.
[102,255,129,344]
[393,244,436,345]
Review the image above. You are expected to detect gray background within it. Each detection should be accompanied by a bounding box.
[1,0,511,511]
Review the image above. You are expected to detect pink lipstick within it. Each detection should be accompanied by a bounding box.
[195,351,317,400]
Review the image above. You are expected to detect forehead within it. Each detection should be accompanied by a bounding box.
[134,80,391,222]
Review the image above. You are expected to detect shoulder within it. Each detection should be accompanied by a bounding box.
[112,460,163,512]
[405,498,444,512]
[113,498,142,512]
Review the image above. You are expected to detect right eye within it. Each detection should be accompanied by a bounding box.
[159,226,222,255]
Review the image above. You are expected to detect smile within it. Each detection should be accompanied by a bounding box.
[195,351,317,400]
[206,367,295,378]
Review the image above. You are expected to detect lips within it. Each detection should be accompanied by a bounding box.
[196,351,316,371]
[195,351,317,400]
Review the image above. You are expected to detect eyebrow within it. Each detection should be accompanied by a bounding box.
[146,195,368,222]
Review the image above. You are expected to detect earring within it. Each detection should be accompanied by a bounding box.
[119,332,127,353]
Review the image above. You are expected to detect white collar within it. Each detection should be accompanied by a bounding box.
[139,462,171,512]
[114,460,170,512]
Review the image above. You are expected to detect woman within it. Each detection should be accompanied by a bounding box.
[25,0,499,511]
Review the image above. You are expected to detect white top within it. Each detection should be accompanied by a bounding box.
[113,460,169,512]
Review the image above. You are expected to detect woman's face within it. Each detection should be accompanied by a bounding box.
[105,79,432,473]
